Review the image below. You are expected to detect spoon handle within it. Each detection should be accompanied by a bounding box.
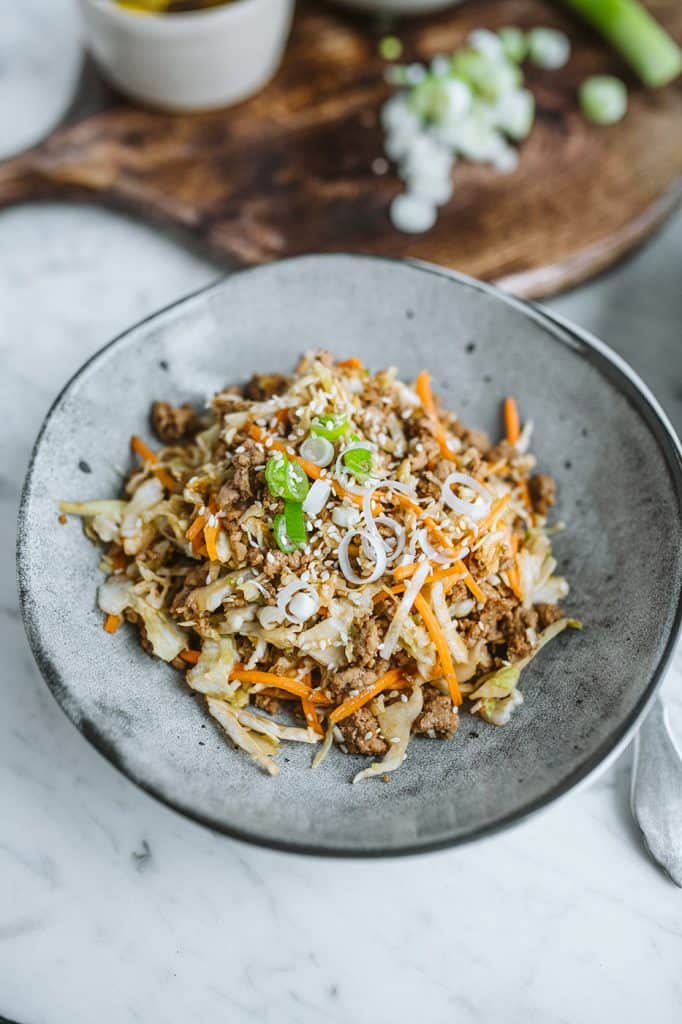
[631,697,682,886]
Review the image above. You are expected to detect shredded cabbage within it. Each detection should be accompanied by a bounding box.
[353,685,424,783]
[207,698,279,776]
[132,597,185,662]
[186,637,239,697]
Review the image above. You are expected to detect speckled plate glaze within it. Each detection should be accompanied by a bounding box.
[17,255,682,857]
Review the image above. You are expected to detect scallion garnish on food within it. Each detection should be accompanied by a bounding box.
[579,75,628,124]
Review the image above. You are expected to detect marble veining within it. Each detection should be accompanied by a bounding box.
[1,2,681,1022]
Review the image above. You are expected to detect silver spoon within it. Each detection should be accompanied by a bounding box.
[631,697,682,887]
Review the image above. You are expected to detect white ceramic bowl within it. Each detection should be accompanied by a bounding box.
[78,0,295,112]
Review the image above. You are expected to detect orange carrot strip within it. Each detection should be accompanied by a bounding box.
[103,613,122,634]
[427,564,466,587]
[507,534,523,600]
[415,370,457,461]
[153,467,178,492]
[230,667,312,699]
[504,396,520,445]
[459,565,485,603]
[423,516,460,556]
[394,561,422,581]
[413,593,462,705]
[131,435,157,464]
[392,492,422,516]
[329,668,405,724]
[476,493,511,534]
[186,515,206,541]
[204,520,220,562]
[301,697,324,736]
[180,649,201,664]
[130,436,176,490]
[337,357,364,370]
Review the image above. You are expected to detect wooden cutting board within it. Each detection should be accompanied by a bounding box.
[1,0,680,298]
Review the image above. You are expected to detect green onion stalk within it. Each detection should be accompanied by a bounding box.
[560,0,681,87]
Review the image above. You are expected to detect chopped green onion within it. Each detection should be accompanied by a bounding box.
[498,26,528,64]
[264,453,287,498]
[450,48,522,101]
[265,452,309,502]
[284,460,309,502]
[409,74,450,121]
[579,75,628,124]
[379,35,403,62]
[343,447,373,481]
[560,0,681,88]
[527,27,571,69]
[310,413,349,442]
[273,513,300,554]
[284,501,307,544]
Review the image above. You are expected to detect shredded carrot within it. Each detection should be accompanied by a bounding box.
[423,516,459,556]
[131,435,157,464]
[180,648,201,664]
[186,514,206,542]
[394,561,422,581]
[230,667,312,699]
[459,565,485,603]
[487,458,509,476]
[274,408,289,426]
[203,520,221,562]
[153,467,178,492]
[103,613,122,634]
[130,435,177,490]
[413,593,462,705]
[337,357,364,370]
[373,583,406,604]
[504,396,520,445]
[506,534,523,600]
[415,370,457,461]
[258,687,300,701]
[301,697,324,736]
[476,493,511,534]
[427,564,466,587]
[329,668,406,724]
[392,492,422,516]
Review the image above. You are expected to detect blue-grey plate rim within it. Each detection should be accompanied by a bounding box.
[16,254,682,858]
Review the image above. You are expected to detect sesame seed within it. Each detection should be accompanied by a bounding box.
[364,731,374,741]
[400,694,408,703]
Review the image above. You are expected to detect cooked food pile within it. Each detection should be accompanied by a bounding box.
[61,352,579,782]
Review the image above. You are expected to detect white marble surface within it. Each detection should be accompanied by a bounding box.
[1,4,681,1023]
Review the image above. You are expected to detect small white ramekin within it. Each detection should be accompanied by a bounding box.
[78,0,295,112]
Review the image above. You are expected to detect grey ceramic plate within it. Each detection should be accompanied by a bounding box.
[17,254,682,856]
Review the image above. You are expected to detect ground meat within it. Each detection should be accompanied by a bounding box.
[323,662,387,703]
[528,473,557,517]
[338,707,388,756]
[150,401,199,444]
[243,373,290,402]
[261,549,304,578]
[348,616,382,669]
[232,437,263,502]
[501,606,539,661]
[222,511,249,565]
[485,439,515,465]
[169,565,209,616]
[412,684,459,738]
[536,602,563,629]
[254,693,282,715]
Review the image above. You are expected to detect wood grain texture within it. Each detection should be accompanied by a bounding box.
[1,0,680,297]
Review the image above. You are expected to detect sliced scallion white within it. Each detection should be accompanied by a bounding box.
[527,27,571,69]
[578,75,628,124]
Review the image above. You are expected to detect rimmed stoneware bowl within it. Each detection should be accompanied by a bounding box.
[17,254,682,856]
